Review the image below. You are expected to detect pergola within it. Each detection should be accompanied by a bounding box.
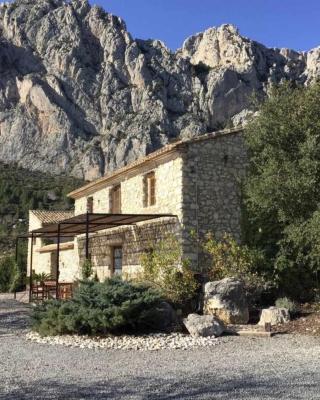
[18,212,176,301]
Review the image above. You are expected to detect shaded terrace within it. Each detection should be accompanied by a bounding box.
[19,212,176,302]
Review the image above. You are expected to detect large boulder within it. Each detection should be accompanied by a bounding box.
[183,313,225,337]
[258,307,290,326]
[203,277,249,324]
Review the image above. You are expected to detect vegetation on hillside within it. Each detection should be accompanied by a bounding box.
[0,162,82,292]
[0,162,82,254]
[243,82,320,301]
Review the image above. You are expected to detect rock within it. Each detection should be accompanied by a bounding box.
[0,2,318,178]
[152,302,180,332]
[203,277,249,324]
[183,313,225,337]
[258,307,290,326]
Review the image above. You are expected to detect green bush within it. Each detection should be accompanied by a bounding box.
[9,261,24,293]
[32,278,164,336]
[275,297,298,315]
[33,273,52,285]
[81,259,93,280]
[203,233,270,303]
[139,235,199,305]
[0,256,16,292]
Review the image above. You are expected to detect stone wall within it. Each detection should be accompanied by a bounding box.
[77,217,180,280]
[27,211,80,282]
[74,152,184,219]
[181,132,247,268]
[32,246,79,282]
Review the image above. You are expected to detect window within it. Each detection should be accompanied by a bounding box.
[111,185,121,213]
[144,172,156,207]
[112,246,123,276]
[87,196,93,213]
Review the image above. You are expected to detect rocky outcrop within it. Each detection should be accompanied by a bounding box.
[0,1,319,179]
[203,278,249,324]
[258,307,290,326]
[183,313,225,337]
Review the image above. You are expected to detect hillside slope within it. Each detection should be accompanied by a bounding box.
[0,0,319,180]
[0,162,82,254]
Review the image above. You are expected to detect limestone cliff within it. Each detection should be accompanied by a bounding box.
[0,0,318,179]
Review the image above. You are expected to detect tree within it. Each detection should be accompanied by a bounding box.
[243,82,320,300]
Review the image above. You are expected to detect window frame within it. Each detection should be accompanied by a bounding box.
[112,246,123,276]
[144,171,156,207]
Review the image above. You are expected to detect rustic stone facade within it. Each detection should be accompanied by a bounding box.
[28,128,247,282]
[181,131,247,267]
[74,152,183,219]
[77,218,180,281]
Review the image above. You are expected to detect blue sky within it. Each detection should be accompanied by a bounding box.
[92,0,320,51]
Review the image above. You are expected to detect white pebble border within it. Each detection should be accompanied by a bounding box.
[26,331,220,351]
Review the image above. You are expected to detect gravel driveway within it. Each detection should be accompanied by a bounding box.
[0,298,320,400]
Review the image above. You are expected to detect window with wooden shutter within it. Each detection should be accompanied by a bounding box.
[145,172,156,207]
[111,185,121,213]
[87,197,93,213]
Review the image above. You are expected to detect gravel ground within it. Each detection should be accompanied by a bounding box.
[1,299,320,400]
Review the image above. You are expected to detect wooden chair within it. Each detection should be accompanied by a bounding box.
[58,283,73,300]
[43,281,57,299]
[31,284,45,301]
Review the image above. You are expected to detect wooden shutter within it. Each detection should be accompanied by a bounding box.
[147,172,156,206]
[112,185,121,213]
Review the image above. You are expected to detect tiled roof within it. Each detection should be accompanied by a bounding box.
[30,210,74,225]
[68,126,243,199]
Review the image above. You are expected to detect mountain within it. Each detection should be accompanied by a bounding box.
[0,0,319,180]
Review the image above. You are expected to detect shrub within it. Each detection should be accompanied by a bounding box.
[139,235,199,305]
[9,261,24,293]
[203,233,270,303]
[81,259,93,280]
[33,273,52,285]
[0,256,16,292]
[32,277,164,336]
[275,297,298,315]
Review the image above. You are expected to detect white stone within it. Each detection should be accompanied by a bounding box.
[183,313,225,337]
[26,331,219,351]
[258,307,290,326]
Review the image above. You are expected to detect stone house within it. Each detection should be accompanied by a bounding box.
[27,127,246,286]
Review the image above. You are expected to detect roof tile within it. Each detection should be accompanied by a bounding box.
[30,210,74,225]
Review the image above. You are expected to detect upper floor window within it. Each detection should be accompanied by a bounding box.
[111,185,121,213]
[87,196,94,213]
[144,172,156,207]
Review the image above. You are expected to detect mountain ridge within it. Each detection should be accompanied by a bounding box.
[0,0,319,180]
